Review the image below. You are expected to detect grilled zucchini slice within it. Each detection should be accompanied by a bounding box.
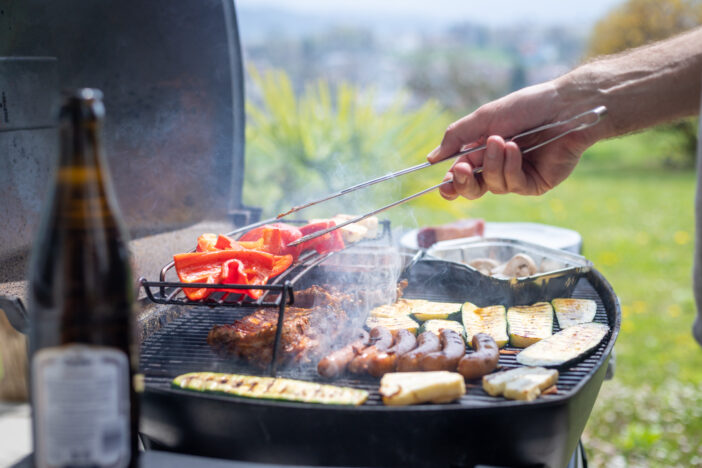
[552,298,597,329]
[516,322,609,367]
[173,372,368,406]
[408,300,462,322]
[365,315,419,334]
[379,371,465,405]
[419,319,465,338]
[461,302,508,348]
[507,302,553,348]
[368,300,414,318]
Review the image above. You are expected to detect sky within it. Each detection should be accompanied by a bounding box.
[236,0,627,28]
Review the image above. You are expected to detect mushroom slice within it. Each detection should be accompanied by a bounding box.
[501,253,538,278]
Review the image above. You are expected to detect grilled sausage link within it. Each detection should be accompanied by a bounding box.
[317,330,370,378]
[396,331,441,372]
[347,326,393,374]
[419,329,466,371]
[457,333,499,379]
[368,329,418,377]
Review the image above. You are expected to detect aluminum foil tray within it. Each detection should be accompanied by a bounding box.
[426,237,592,306]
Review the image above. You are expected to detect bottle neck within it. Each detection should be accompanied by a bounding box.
[52,98,121,230]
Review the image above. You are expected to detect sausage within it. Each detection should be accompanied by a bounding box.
[457,333,500,379]
[317,330,370,378]
[367,329,418,377]
[416,219,485,249]
[396,331,441,372]
[419,329,466,371]
[347,327,393,374]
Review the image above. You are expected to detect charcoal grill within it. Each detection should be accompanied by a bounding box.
[137,255,620,468]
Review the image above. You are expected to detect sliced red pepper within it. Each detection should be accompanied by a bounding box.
[213,234,257,251]
[174,249,293,301]
[196,233,219,252]
[238,223,303,260]
[298,221,345,255]
[181,272,220,301]
[239,223,300,242]
[219,258,267,300]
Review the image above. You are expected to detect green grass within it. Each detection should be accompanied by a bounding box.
[406,133,702,466]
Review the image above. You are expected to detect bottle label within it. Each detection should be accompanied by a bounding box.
[32,344,131,468]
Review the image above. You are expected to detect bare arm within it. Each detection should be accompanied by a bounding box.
[430,26,702,200]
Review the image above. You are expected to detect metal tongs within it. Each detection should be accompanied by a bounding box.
[285,105,607,247]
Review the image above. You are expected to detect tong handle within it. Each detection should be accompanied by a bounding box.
[463,105,607,174]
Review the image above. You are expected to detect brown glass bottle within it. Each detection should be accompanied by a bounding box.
[27,89,138,468]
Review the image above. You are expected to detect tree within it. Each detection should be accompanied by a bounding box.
[587,0,702,57]
[586,0,702,167]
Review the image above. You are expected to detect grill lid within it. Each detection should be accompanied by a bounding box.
[0,0,247,261]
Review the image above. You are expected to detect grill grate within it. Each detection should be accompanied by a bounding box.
[140,277,611,407]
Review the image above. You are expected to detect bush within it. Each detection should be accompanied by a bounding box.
[243,66,454,221]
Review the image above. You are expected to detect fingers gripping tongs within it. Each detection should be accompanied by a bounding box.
[285,105,607,247]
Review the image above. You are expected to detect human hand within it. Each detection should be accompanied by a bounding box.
[428,82,600,200]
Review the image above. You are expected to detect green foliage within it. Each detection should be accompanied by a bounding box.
[243,66,453,220]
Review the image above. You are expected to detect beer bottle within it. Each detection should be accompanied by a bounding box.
[27,89,138,468]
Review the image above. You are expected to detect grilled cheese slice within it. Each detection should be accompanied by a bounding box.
[482,367,539,396]
[502,370,559,401]
[482,366,558,401]
[380,371,465,406]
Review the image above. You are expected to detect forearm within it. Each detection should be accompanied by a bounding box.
[555,26,702,140]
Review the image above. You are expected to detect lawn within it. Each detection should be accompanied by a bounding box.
[404,133,702,467]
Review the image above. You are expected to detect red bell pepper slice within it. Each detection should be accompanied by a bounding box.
[174,249,293,301]
[196,233,219,252]
[239,223,300,243]
[298,221,345,255]
[219,258,268,300]
[238,223,303,260]
[213,234,258,251]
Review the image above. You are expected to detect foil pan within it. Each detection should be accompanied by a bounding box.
[426,237,593,306]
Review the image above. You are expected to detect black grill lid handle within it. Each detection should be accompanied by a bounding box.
[0,295,29,334]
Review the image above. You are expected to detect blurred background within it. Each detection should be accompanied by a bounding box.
[236,0,702,466]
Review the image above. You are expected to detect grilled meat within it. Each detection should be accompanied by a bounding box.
[207,286,352,368]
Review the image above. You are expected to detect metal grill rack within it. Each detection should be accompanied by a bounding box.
[141,275,613,407]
